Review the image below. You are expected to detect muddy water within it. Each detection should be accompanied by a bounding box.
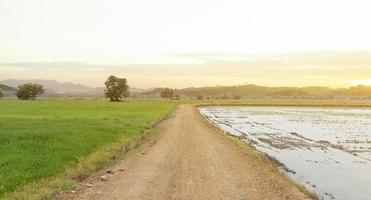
[199,106,371,200]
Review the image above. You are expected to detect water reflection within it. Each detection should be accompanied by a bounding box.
[199,106,371,200]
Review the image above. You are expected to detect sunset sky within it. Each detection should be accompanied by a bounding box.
[1,0,371,88]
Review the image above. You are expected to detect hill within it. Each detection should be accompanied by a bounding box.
[0,79,148,98]
[0,79,93,93]
[2,79,370,99]
[0,84,16,91]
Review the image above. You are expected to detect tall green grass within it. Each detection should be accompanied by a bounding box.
[0,99,175,197]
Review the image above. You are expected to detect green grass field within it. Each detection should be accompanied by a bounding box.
[0,100,176,197]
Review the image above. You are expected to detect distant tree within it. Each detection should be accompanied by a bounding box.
[274,89,307,96]
[16,83,44,100]
[233,95,241,100]
[160,88,174,99]
[173,94,180,100]
[0,89,3,98]
[196,94,204,100]
[221,94,230,100]
[349,85,371,95]
[104,75,129,102]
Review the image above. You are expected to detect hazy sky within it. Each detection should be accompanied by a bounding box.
[1,0,371,88]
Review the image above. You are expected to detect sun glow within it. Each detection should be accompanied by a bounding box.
[1,0,371,88]
[348,80,371,86]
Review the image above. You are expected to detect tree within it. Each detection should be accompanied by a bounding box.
[196,94,204,100]
[221,94,230,100]
[173,94,180,100]
[233,95,241,100]
[16,83,44,100]
[0,89,3,98]
[104,75,129,102]
[160,88,174,99]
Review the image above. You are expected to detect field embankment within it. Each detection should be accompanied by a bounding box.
[0,100,176,199]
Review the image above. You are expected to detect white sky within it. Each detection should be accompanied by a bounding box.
[0,0,371,88]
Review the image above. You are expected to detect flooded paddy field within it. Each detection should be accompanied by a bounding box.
[199,106,371,200]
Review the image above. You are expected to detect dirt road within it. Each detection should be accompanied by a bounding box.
[60,105,310,200]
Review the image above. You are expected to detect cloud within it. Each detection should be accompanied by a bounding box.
[0,65,25,73]
[170,51,371,67]
[169,52,256,63]
[347,79,371,86]
[1,51,370,88]
[0,62,110,72]
[85,67,107,72]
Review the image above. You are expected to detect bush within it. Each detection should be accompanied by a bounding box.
[160,88,174,98]
[221,94,230,100]
[172,94,180,100]
[233,95,241,100]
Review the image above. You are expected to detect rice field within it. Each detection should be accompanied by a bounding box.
[200,106,371,200]
[0,99,176,197]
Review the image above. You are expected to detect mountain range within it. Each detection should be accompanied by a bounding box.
[0,79,149,97]
[1,79,370,99]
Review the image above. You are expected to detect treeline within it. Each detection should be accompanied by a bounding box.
[0,83,45,100]
[139,84,371,99]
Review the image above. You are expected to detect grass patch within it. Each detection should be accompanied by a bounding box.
[0,99,176,199]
